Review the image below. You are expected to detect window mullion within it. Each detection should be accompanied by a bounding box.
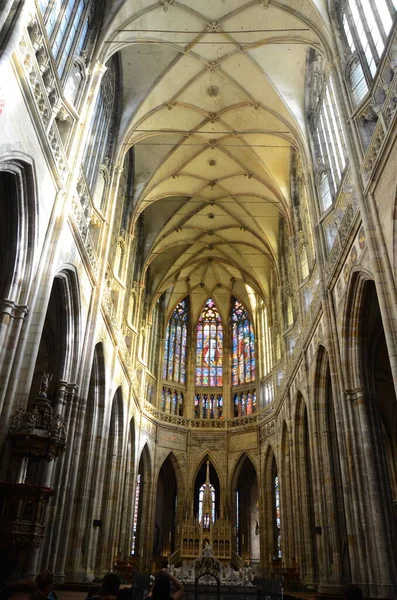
[325,86,346,176]
[369,0,389,41]
[346,2,376,81]
[384,0,396,17]
[318,115,337,193]
[355,0,381,64]
[54,0,79,63]
[59,2,88,80]
[49,0,68,44]
[345,6,373,84]
[323,97,342,181]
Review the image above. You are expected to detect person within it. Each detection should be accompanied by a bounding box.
[145,569,183,600]
[34,570,57,600]
[0,580,43,600]
[86,573,121,600]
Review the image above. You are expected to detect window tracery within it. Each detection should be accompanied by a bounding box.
[196,298,223,387]
[233,390,256,417]
[194,393,223,419]
[338,0,396,105]
[198,483,215,525]
[38,0,92,80]
[163,298,188,385]
[82,55,118,192]
[231,297,255,386]
[161,387,184,416]
[306,49,347,215]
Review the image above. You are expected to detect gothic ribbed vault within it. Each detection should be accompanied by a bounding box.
[100,0,331,318]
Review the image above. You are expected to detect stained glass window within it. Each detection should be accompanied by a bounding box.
[196,298,223,386]
[131,473,140,554]
[233,390,257,417]
[163,298,188,384]
[275,475,281,558]
[231,297,255,385]
[194,393,223,419]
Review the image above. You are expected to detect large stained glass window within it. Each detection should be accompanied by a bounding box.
[196,298,223,386]
[163,298,188,384]
[231,297,255,385]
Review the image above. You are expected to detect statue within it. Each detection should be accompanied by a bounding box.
[203,541,213,557]
[39,372,53,398]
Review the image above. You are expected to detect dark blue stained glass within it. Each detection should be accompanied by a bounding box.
[231,297,256,386]
[163,298,188,384]
[161,387,166,411]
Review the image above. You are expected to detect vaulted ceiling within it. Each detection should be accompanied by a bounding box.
[100,0,332,320]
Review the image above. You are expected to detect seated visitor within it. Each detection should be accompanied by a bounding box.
[86,573,121,600]
[145,569,184,600]
[34,570,57,600]
[0,580,43,600]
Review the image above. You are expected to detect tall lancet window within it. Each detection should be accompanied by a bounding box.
[274,474,281,558]
[131,473,140,554]
[231,297,255,385]
[163,298,188,384]
[196,298,223,387]
[198,461,216,529]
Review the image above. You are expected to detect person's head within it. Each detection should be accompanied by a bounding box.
[152,573,171,600]
[0,580,44,600]
[101,573,121,596]
[35,570,54,597]
[345,584,363,600]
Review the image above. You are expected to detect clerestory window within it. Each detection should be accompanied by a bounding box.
[163,298,188,384]
[338,0,396,105]
[38,0,91,80]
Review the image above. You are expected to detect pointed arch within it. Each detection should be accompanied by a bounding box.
[342,268,374,389]
[191,451,224,495]
[27,267,81,405]
[312,345,351,584]
[120,416,136,558]
[192,454,221,524]
[231,452,259,561]
[341,273,397,589]
[230,451,258,491]
[153,452,182,557]
[293,392,318,585]
[65,342,106,576]
[96,386,125,571]
[0,156,37,305]
[133,442,152,557]
[263,444,281,564]
[280,420,295,567]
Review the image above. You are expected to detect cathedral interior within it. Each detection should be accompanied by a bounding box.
[1,0,397,598]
